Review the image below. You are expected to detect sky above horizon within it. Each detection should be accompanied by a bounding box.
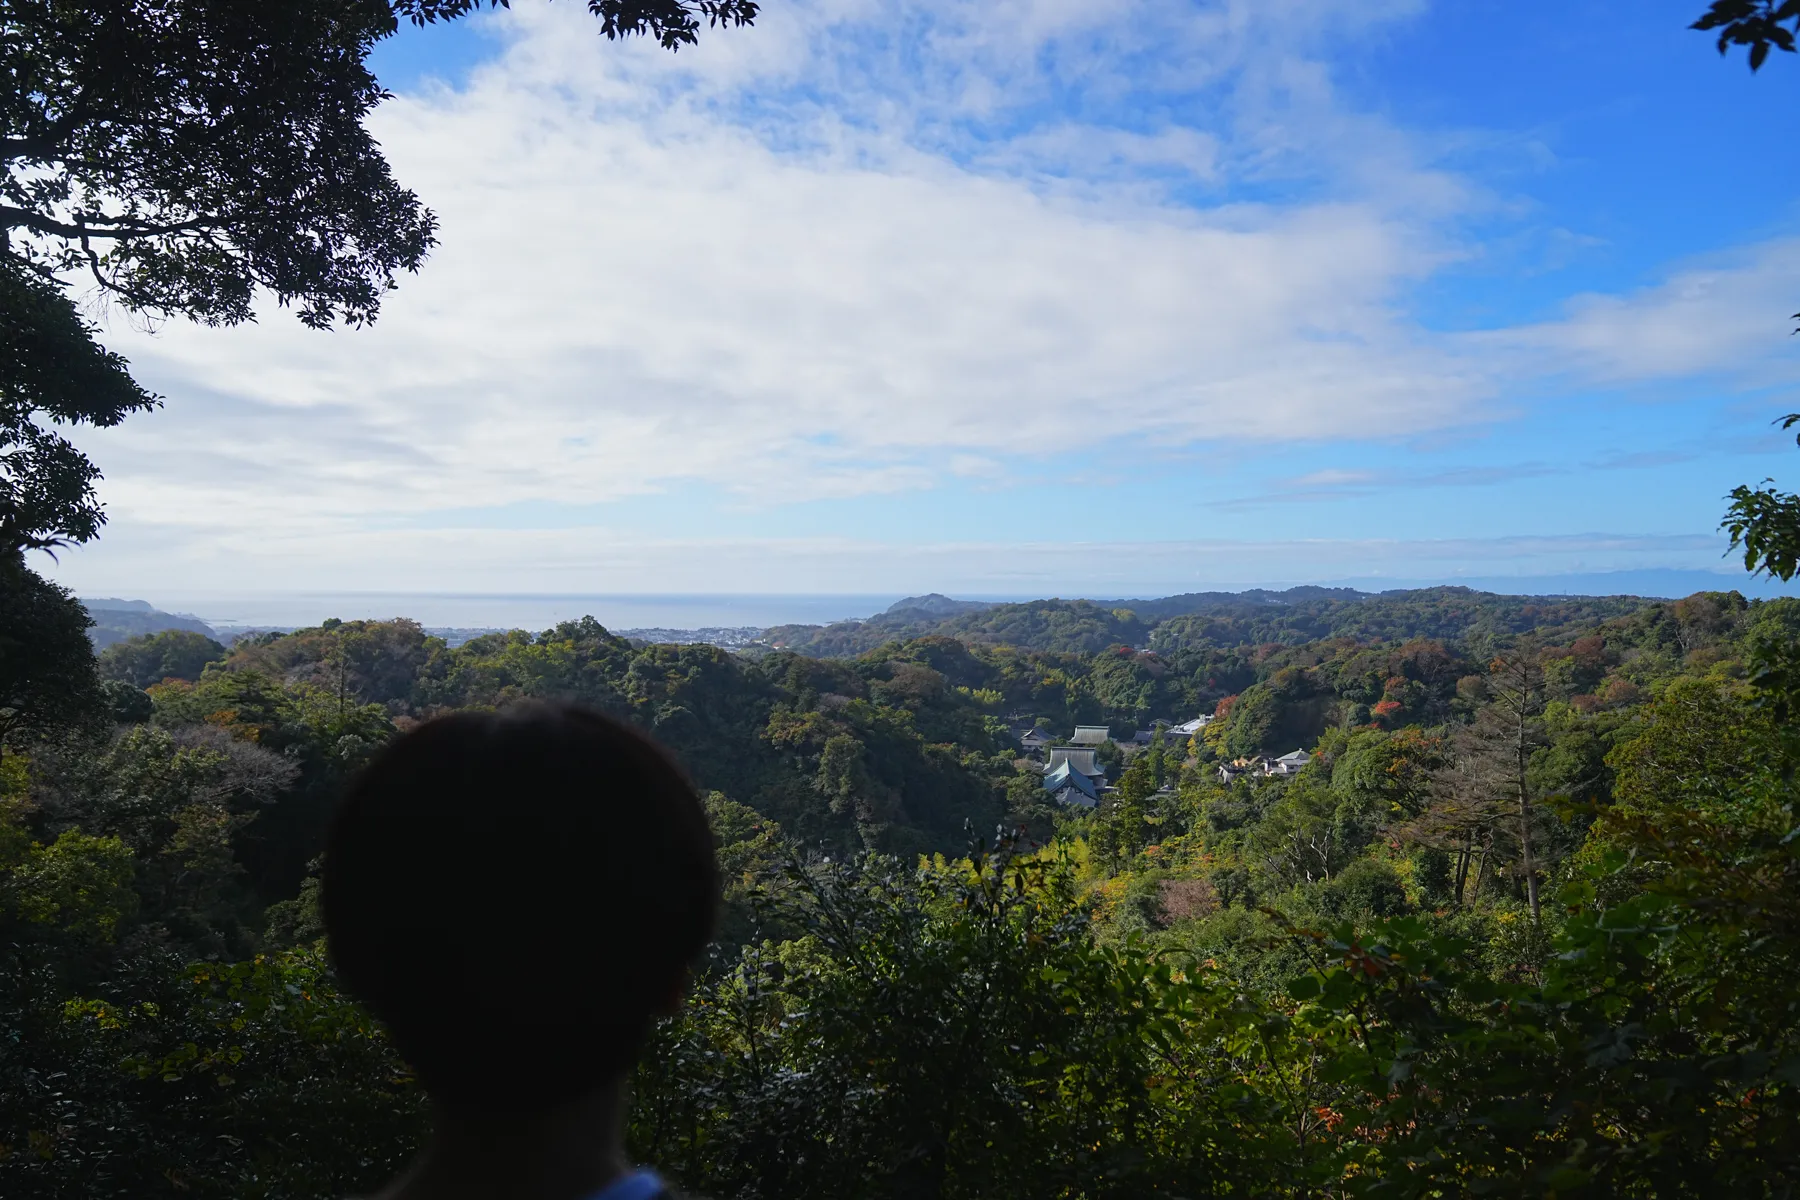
[38,0,1800,605]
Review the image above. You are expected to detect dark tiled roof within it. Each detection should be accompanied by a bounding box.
[1045,747,1101,777]
[1043,761,1099,799]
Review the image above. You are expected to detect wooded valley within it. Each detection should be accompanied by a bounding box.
[4,580,1798,1195]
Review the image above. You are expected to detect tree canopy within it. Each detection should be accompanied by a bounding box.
[0,254,157,550]
[4,578,1800,1194]
[1693,0,1800,70]
[0,553,101,745]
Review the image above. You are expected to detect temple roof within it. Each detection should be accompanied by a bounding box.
[1044,761,1099,801]
[1051,783,1098,809]
[1045,747,1101,777]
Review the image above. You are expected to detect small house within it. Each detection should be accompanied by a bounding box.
[1219,755,1270,783]
[1267,749,1312,777]
[1069,725,1112,747]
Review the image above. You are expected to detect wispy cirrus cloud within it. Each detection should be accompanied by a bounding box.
[1488,237,1800,384]
[1212,448,1728,511]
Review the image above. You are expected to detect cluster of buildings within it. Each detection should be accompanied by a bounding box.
[1216,750,1312,783]
[1013,716,1216,809]
[1013,715,1315,806]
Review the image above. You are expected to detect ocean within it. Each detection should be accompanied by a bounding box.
[152,593,944,635]
[112,569,1797,639]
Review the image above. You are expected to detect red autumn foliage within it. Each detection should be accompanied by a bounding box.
[1156,877,1218,924]
[1601,677,1643,708]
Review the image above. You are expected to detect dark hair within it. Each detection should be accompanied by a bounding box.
[322,703,719,1111]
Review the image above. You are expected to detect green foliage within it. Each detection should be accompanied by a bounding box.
[210,619,1017,858]
[1329,727,1444,821]
[0,253,158,550]
[0,0,432,548]
[1727,481,1800,582]
[1242,761,1381,890]
[627,769,1800,1196]
[771,597,1149,657]
[770,587,1656,664]
[24,724,299,957]
[1723,415,1800,591]
[1211,671,1314,757]
[1,1,435,328]
[0,554,103,745]
[98,630,227,688]
[1689,501,1800,722]
[633,843,1303,1197]
[1091,758,1155,869]
[1317,857,1409,919]
[234,616,438,699]
[99,680,154,725]
[4,949,422,1198]
[0,797,135,942]
[702,791,787,948]
[5,581,1800,1195]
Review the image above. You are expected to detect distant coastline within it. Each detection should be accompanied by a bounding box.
[130,593,931,636]
[81,568,1798,640]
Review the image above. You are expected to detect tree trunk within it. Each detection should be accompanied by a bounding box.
[1515,705,1540,924]
[1453,831,1474,908]
[1472,832,1492,901]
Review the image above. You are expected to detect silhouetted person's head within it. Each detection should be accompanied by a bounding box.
[322,703,719,1115]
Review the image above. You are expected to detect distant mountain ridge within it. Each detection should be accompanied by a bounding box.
[80,599,218,649]
[1089,586,1369,623]
[883,593,995,618]
[82,582,1738,659]
[761,585,1669,658]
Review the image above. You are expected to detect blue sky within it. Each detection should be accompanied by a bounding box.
[41,0,1800,607]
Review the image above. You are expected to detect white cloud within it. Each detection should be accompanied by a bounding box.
[80,1,1480,534]
[1494,239,1800,383]
[49,0,1800,595]
[1283,468,1383,488]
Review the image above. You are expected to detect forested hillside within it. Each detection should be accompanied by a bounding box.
[97,617,1028,873]
[764,585,1658,658]
[78,599,218,650]
[5,581,1800,1195]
